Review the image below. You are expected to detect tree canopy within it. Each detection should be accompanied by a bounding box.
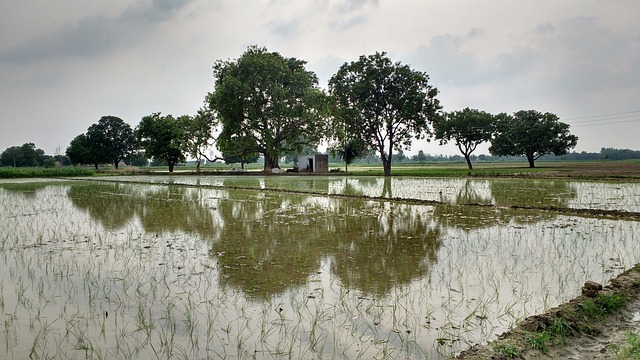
[434,108,495,169]
[490,110,578,167]
[66,134,97,169]
[329,52,441,176]
[1,143,46,167]
[86,116,137,169]
[178,110,217,172]
[136,113,186,172]
[208,45,328,173]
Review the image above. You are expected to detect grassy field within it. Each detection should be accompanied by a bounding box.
[149,160,640,179]
[0,166,95,178]
[3,160,639,179]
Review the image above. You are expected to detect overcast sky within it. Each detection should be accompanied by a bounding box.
[1,0,639,157]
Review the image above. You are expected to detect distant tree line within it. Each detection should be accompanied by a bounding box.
[4,45,624,174]
[0,143,70,168]
[370,147,640,164]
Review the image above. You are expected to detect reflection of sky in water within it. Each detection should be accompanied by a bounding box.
[568,181,640,212]
[1,180,640,359]
[90,176,640,212]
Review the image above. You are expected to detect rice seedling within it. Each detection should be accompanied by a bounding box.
[1,178,640,359]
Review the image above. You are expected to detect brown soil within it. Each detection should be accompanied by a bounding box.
[526,161,640,179]
[456,266,640,360]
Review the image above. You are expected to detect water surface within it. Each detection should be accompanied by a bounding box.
[1,178,638,359]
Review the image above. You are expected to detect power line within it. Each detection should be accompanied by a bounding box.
[571,117,640,128]
[563,110,640,121]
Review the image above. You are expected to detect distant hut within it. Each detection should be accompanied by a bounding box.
[297,154,328,173]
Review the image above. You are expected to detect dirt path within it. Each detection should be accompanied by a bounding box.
[456,266,640,359]
[553,300,640,359]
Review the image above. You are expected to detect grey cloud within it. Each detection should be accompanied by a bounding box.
[406,33,486,86]
[332,0,379,13]
[0,0,193,64]
[269,18,303,38]
[467,28,485,38]
[540,16,640,93]
[327,14,367,30]
[535,22,556,35]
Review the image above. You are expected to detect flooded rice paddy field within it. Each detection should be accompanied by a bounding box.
[1,177,639,359]
[91,175,640,212]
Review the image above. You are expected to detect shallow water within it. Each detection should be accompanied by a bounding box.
[1,178,639,359]
[88,175,640,212]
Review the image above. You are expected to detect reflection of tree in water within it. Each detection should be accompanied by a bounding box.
[211,191,333,299]
[211,192,442,299]
[381,177,392,198]
[490,179,577,208]
[67,182,221,240]
[0,182,57,199]
[330,201,441,297]
[67,182,139,229]
[454,180,493,205]
[264,176,331,193]
[432,179,577,231]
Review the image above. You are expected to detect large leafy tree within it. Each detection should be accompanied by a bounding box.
[208,46,328,173]
[86,116,137,169]
[490,110,578,168]
[329,52,441,176]
[136,113,186,173]
[66,134,98,169]
[434,108,495,170]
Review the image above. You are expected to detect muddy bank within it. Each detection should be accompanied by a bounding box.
[456,265,640,359]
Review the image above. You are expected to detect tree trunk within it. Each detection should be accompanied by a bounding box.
[114,160,119,170]
[263,152,279,173]
[464,155,473,170]
[168,160,175,173]
[196,159,201,173]
[382,144,393,177]
[527,155,535,168]
[94,163,99,171]
[381,154,392,177]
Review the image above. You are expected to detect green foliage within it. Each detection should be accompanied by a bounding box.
[493,341,522,358]
[612,332,640,359]
[0,166,94,178]
[577,293,628,322]
[66,134,95,168]
[328,138,369,172]
[124,152,148,167]
[178,110,217,171]
[547,317,575,339]
[0,143,47,167]
[136,113,186,173]
[434,108,495,169]
[208,45,328,172]
[86,116,137,169]
[67,116,137,170]
[329,52,441,176]
[527,331,551,352]
[217,129,260,168]
[490,110,578,168]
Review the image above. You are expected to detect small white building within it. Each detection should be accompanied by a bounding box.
[297,154,329,173]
